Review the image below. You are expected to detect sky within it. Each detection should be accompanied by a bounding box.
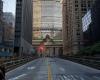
[3,0,16,16]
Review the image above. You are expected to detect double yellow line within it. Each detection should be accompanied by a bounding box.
[48,64,52,80]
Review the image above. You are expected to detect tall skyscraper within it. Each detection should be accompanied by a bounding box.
[3,12,15,27]
[0,0,3,43]
[91,0,100,43]
[62,0,95,55]
[14,0,33,56]
[83,0,100,46]
[0,0,3,19]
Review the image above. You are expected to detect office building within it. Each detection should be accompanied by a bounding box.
[0,0,3,44]
[14,0,33,56]
[4,23,14,41]
[82,10,93,46]
[91,0,100,43]
[0,0,3,19]
[0,0,14,57]
[83,0,100,46]
[62,0,95,55]
[3,12,15,42]
[3,12,15,27]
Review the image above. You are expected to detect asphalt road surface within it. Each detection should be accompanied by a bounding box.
[6,58,100,80]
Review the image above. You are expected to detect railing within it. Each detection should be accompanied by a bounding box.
[1,57,34,72]
[64,57,100,69]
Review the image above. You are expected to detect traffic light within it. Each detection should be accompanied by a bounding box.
[37,43,46,53]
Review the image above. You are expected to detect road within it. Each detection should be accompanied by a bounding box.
[6,58,100,80]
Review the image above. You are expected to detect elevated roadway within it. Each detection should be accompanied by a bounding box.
[6,58,100,80]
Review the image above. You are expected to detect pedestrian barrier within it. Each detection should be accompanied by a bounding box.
[1,57,33,72]
[65,57,100,69]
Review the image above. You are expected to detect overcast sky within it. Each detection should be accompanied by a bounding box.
[3,0,16,15]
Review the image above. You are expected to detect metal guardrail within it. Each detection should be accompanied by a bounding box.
[2,57,33,72]
[68,57,100,63]
[65,57,100,69]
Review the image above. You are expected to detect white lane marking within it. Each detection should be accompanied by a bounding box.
[8,74,27,80]
[63,75,70,80]
[70,75,77,80]
[27,66,36,70]
[59,67,65,72]
[63,75,85,80]
[63,75,67,78]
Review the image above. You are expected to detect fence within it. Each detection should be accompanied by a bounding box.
[64,57,100,69]
[0,57,34,72]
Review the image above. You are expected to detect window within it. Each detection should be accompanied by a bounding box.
[75,8,78,11]
[81,8,87,11]
[75,1,78,3]
[75,5,78,7]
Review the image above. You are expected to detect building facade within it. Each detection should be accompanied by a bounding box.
[0,0,14,57]
[3,12,15,27]
[0,0,3,44]
[83,0,100,46]
[82,10,94,46]
[3,12,15,41]
[32,0,62,57]
[0,0,3,19]
[14,0,33,56]
[33,0,62,40]
[62,0,95,55]
[91,0,100,43]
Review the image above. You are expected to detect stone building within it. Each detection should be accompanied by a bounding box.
[62,0,95,55]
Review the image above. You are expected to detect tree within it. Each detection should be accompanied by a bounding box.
[77,42,100,56]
